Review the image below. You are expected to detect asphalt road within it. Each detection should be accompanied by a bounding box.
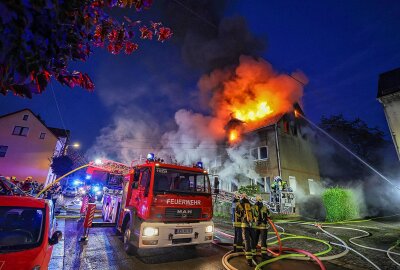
[49,196,400,270]
[49,219,346,270]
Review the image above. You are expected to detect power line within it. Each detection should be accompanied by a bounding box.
[172,0,218,29]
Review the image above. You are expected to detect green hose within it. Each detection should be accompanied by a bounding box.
[255,234,333,270]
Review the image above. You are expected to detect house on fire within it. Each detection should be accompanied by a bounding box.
[209,104,321,200]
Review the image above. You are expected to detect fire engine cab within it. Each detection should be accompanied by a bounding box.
[102,155,214,254]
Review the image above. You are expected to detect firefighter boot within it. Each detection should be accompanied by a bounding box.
[247,259,253,267]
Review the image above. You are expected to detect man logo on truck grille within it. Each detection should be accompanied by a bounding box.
[177,209,193,214]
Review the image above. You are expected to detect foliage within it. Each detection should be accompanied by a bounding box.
[322,187,359,222]
[213,201,231,220]
[316,114,388,181]
[238,184,259,197]
[0,0,172,97]
[50,155,74,177]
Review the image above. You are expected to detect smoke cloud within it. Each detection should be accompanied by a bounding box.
[87,0,305,196]
[160,0,265,71]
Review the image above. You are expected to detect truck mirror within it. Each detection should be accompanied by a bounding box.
[214,177,220,194]
[49,230,62,245]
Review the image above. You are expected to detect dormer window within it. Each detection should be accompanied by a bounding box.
[23,114,29,121]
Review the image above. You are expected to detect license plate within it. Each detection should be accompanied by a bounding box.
[175,228,193,234]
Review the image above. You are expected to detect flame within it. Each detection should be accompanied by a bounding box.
[234,101,273,122]
[198,55,307,142]
[229,129,239,143]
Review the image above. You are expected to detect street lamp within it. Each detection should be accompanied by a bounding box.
[71,142,80,148]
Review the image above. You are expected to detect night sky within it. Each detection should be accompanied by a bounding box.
[1,1,400,157]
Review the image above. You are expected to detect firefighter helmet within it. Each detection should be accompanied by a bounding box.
[255,194,263,202]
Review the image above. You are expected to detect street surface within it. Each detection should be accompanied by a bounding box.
[49,196,400,270]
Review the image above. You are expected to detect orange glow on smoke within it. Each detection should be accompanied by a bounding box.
[198,55,307,142]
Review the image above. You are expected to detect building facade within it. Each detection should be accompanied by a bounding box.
[210,105,321,210]
[0,109,69,183]
[377,67,400,160]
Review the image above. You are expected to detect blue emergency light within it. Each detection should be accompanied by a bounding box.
[92,186,100,192]
[85,175,91,180]
[147,153,155,161]
[196,161,203,168]
[73,179,82,186]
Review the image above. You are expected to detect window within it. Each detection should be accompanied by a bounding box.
[251,148,258,160]
[283,121,289,134]
[0,145,8,157]
[289,176,297,192]
[39,133,46,139]
[0,207,45,250]
[12,126,29,136]
[250,146,268,160]
[23,114,29,121]
[139,168,151,197]
[265,177,271,193]
[257,178,265,192]
[153,167,210,194]
[308,179,318,195]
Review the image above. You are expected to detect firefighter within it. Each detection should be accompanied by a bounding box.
[252,194,271,260]
[271,176,287,192]
[241,193,255,266]
[232,192,244,252]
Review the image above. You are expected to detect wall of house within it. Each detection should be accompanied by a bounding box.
[0,110,58,183]
[252,126,280,193]
[277,115,321,195]
[379,94,400,160]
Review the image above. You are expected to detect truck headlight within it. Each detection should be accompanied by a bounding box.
[143,227,159,237]
[205,225,213,233]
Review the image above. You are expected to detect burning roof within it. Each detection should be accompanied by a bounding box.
[199,56,307,144]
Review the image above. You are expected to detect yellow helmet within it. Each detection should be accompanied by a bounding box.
[255,194,263,202]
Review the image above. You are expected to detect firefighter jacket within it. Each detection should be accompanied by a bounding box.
[233,199,244,227]
[240,198,254,228]
[252,201,271,229]
[271,180,287,192]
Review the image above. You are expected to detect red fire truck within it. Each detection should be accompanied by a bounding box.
[102,155,214,254]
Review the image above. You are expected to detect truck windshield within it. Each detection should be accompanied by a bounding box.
[0,207,44,252]
[154,168,211,194]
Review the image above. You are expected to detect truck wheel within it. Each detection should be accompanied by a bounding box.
[123,220,136,255]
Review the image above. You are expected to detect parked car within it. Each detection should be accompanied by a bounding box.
[0,193,62,270]
[63,186,78,197]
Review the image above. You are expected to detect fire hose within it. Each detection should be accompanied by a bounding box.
[387,243,400,267]
[219,217,400,269]
[219,218,328,270]
[317,225,381,270]
[319,225,400,269]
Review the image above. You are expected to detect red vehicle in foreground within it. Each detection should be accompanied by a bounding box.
[0,177,62,270]
[102,156,214,254]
